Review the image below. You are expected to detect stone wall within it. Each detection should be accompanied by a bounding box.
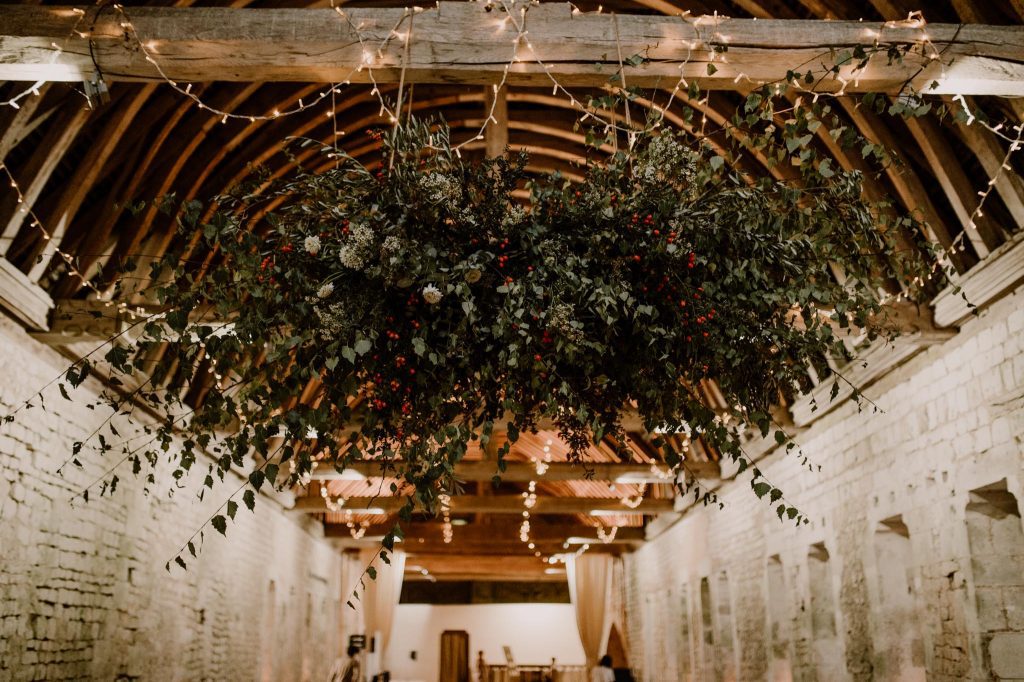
[624,285,1024,682]
[0,315,346,681]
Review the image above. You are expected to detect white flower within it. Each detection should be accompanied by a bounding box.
[304,235,321,255]
[464,268,482,284]
[422,284,443,305]
[317,282,334,299]
[382,235,402,253]
[419,173,461,206]
[305,427,319,440]
[339,245,364,270]
[502,205,526,228]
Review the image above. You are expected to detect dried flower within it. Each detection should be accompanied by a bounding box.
[317,282,334,299]
[422,284,443,304]
[304,235,321,255]
[464,268,482,284]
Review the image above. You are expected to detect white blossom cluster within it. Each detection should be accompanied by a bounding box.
[637,134,696,184]
[419,172,461,207]
[338,222,375,270]
[547,302,584,343]
[314,302,353,340]
[502,204,526,229]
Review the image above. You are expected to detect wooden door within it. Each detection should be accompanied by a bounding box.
[439,630,470,682]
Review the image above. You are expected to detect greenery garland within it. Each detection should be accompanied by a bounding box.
[36,105,945,568]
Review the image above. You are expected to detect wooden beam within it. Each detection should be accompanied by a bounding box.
[292,494,674,514]
[2,6,1024,94]
[401,554,567,581]
[312,460,683,483]
[326,521,644,544]
[0,256,52,330]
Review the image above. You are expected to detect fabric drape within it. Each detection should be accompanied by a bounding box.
[360,548,407,674]
[567,553,613,668]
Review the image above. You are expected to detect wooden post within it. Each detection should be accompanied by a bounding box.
[484,84,508,158]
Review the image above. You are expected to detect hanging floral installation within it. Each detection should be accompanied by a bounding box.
[25,101,949,568]
[10,0,1021,574]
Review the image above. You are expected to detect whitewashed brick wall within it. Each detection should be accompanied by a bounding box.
[625,286,1024,682]
[0,315,347,681]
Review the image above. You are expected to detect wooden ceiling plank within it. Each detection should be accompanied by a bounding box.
[0,83,50,161]
[26,84,157,283]
[903,115,1001,257]
[3,6,1023,95]
[839,101,964,261]
[947,97,1024,231]
[0,105,91,257]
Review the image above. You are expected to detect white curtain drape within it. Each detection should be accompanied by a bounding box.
[567,553,613,669]
[338,550,364,656]
[359,548,407,675]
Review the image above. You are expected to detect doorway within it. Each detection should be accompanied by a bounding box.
[440,630,470,682]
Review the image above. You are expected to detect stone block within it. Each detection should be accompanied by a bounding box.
[989,632,1024,678]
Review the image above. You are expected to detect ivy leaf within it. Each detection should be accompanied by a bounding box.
[354,339,372,356]
[248,467,267,492]
[325,356,340,371]
[341,346,356,364]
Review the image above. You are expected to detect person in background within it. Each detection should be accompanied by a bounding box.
[590,654,614,682]
[476,650,487,682]
[339,644,363,682]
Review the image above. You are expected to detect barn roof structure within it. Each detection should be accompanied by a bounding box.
[1,0,1023,585]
